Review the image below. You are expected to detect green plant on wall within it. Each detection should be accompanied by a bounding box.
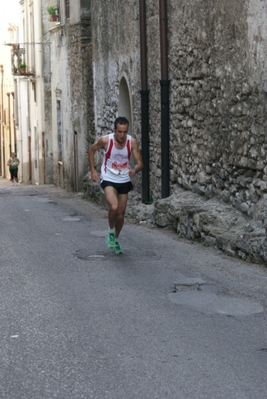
[46,5,58,15]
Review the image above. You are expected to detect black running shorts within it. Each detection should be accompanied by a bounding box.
[100,180,133,195]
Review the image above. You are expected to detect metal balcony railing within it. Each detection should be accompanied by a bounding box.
[10,45,35,77]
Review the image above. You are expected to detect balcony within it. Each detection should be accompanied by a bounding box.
[10,45,35,77]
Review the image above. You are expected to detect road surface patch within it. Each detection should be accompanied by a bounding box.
[169,278,264,316]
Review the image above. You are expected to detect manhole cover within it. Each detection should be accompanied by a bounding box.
[74,249,160,261]
[75,249,107,260]
[62,217,80,222]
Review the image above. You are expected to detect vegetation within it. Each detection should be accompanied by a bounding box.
[19,63,26,69]
[82,188,100,204]
[46,5,58,15]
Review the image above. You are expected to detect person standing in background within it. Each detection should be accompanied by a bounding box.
[7,152,20,186]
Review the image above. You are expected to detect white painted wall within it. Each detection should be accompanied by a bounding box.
[16,79,29,183]
[14,0,53,184]
[70,1,81,24]
[0,0,19,179]
[247,0,267,84]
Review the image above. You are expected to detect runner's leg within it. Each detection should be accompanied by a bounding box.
[114,193,128,238]
[104,186,119,229]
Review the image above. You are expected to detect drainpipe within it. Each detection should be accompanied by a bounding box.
[159,0,170,198]
[0,65,5,177]
[73,131,79,192]
[7,93,11,155]
[0,65,3,176]
[11,92,17,154]
[139,0,150,203]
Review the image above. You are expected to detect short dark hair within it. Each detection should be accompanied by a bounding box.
[114,116,129,129]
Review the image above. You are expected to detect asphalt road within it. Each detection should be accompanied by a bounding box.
[0,178,267,399]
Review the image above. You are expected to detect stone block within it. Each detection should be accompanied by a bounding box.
[153,187,266,263]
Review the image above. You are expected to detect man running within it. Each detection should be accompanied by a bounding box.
[88,116,143,254]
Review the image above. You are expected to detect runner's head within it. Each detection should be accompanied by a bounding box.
[114,117,129,145]
[114,116,129,130]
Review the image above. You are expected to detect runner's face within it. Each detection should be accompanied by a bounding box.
[114,123,128,145]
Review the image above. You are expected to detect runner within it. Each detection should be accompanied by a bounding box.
[88,117,143,254]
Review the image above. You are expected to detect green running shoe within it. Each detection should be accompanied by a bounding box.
[114,239,123,254]
[107,230,115,248]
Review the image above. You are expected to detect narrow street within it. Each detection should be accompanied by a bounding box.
[0,178,267,399]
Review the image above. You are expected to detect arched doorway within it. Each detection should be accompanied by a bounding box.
[118,76,132,134]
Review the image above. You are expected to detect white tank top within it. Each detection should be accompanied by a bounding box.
[100,133,132,183]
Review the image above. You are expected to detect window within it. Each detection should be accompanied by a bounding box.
[32,81,36,103]
[14,81,19,126]
[57,100,62,160]
[65,0,70,19]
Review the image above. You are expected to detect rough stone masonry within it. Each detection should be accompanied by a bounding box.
[87,0,267,264]
[83,177,267,264]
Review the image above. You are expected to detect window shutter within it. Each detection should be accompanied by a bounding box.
[65,0,70,19]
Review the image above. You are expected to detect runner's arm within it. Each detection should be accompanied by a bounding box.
[88,136,108,181]
[129,138,143,178]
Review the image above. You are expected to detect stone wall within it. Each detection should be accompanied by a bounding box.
[91,0,267,224]
[90,0,141,169]
[49,23,70,188]
[67,20,94,190]
[166,0,267,224]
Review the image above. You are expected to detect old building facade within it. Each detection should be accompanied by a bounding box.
[2,0,267,259]
[4,0,54,185]
[2,0,94,191]
[3,0,267,209]
[47,0,94,191]
[91,0,267,226]
[0,3,18,181]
